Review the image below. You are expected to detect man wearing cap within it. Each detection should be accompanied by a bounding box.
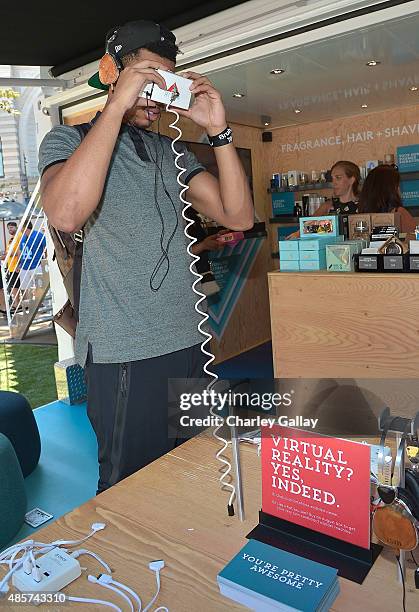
[38,20,254,493]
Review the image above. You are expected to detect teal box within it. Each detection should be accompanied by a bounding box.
[300,254,326,270]
[279,239,299,251]
[280,260,300,271]
[300,249,325,261]
[277,225,299,241]
[272,191,295,216]
[299,215,339,238]
[401,179,419,207]
[299,235,344,251]
[397,145,419,172]
[280,250,299,261]
[326,242,363,272]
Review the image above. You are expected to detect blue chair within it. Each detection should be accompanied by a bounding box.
[0,432,27,549]
[0,391,40,477]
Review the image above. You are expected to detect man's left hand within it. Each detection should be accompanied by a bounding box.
[178,71,227,136]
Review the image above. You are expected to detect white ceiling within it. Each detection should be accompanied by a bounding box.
[209,11,419,129]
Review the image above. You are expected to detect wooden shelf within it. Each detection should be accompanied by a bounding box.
[268,183,333,193]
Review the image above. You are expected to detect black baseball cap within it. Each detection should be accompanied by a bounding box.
[88,20,177,91]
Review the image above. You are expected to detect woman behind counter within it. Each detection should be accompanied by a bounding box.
[358,164,416,234]
[316,160,360,215]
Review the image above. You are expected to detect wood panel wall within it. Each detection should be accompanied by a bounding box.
[266,102,419,173]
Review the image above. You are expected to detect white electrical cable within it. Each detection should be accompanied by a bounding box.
[65,595,123,611]
[167,103,236,512]
[88,576,134,612]
[71,549,112,574]
[142,569,161,612]
[107,577,142,611]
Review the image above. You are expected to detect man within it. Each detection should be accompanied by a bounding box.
[19,222,46,293]
[39,20,254,493]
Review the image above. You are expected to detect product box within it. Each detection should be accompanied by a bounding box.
[370,212,401,231]
[279,250,299,261]
[397,144,419,173]
[401,179,419,208]
[278,238,299,251]
[299,235,344,251]
[300,250,326,264]
[299,215,340,238]
[300,253,327,270]
[271,191,295,216]
[280,260,300,271]
[326,241,364,272]
[410,240,419,254]
[348,214,372,240]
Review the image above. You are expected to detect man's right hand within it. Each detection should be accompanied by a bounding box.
[109,61,168,114]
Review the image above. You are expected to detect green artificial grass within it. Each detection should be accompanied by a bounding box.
[0,343,58,409]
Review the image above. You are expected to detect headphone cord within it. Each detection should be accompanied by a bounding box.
[144,102,179,292]
[395,554,407,612]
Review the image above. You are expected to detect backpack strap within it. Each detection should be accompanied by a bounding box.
[73,122,92,139]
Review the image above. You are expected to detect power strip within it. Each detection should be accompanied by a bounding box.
[12,548,81,594]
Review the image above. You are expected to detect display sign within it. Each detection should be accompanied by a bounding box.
[401,179,419,207]
[397,144,419,172]
[272,192,295,216]
[262,425,371,549]
[207,237,264,340]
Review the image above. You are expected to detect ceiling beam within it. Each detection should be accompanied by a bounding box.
[0,77,66,88]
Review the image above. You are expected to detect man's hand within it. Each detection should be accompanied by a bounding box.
[109,60,168,114]
[177,71,227,136]
[191,231,228,255]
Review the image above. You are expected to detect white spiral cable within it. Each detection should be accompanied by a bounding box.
[166,104,236,512]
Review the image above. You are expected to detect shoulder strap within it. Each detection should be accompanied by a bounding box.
[73,122,92,139]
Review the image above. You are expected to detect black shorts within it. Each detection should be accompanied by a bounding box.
[6,270,20,289]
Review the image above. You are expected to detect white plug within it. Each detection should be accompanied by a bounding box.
[149,560,164,572]
[12,548,81,595]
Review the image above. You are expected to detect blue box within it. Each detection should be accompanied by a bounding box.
[280,260,300,271]
[272,191,295,216]
[277,225,299,242]
[300,250,325,261]
[279,239,299,251]
[298,236,344,251]
[299,215,340,238]
[401,179,419,207]
[300,253,326,270]
[280,250,299,261]
[397,145,419,172]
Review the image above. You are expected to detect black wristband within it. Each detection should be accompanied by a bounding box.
[208,126,233,147]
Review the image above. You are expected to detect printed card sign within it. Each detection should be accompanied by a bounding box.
[262,426,371,549]
[397,144,419,172]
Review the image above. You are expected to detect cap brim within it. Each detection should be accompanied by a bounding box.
[88,72,110,91]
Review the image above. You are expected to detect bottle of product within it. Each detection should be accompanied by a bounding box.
[294,203,302,217]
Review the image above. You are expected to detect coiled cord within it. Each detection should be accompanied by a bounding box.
[166,103,236,514]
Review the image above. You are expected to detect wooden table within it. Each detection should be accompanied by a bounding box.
[2,433,417,611]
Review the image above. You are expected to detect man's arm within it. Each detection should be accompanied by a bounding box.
[177,71,254,231]
[187,149,254,231]
[41,60,168,233]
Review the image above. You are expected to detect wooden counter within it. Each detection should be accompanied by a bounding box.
[1,432,417,611]
[268,271,419,378]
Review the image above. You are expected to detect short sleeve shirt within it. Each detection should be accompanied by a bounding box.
[38,118,206,366]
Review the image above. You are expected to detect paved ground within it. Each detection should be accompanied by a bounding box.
[0,317,57,345]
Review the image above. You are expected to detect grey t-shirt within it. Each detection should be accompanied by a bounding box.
[38,120,205,366]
